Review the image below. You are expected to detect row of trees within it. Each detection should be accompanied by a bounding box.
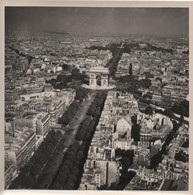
[58,100,81,125]
[75,88,89,101]
[47,68,88,89]
[106,43,124,77]
[144,105,154,115]
[108,52,122,77]
[146,43,174,53]
[87,92,107,116]
[50,141,87,189]
[155,108,187,125]
[75,116,93,141]
[117,76,152,90]
[138,102,188,126]
[129,63,133,76]
[171,100,189,117]
[50,92,107,190]
[138,78,152,89]
[118,75,136,83]
[9,131,62,189]
[58,88,89,125]
[175,150,189,163]
[114,149,135,190]
[76,92,107,141]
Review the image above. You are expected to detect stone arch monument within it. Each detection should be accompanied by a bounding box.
[89,66,109,88]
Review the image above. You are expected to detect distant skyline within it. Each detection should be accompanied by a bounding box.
[5,7,189,37]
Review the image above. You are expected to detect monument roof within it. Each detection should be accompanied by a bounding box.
[89,66,109,74]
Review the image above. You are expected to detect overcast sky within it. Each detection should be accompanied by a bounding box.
[5,7,189,37]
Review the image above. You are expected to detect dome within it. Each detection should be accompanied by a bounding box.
[116,117,132,135]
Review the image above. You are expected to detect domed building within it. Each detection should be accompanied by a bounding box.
[116,114,132,136]
[112,114,134,150]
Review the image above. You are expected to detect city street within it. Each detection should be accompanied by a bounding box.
[34,92,96,189]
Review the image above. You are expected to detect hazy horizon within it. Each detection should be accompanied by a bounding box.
[5,7,189,38]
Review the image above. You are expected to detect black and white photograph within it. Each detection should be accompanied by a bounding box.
[4,5,190,191]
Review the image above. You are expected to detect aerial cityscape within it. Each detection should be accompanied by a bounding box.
[5,7,189,190]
